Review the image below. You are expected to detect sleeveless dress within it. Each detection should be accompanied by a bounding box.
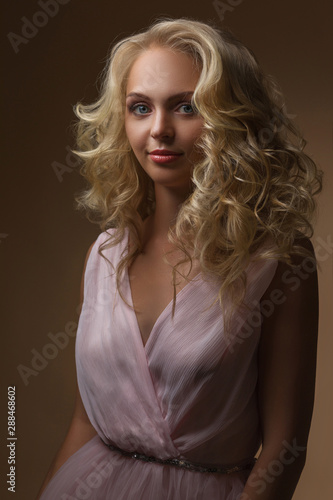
[40,228,278,500]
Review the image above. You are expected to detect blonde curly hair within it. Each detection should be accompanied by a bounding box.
[72,16,322,326]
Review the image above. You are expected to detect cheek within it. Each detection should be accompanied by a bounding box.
[187,120,204,143]
[187,125,204,160]
[187,131,203,151]
[124,121,131,144]
[125,121,145,150]
[125,126,136,150]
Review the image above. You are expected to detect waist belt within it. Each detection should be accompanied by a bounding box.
[100,438,257,474]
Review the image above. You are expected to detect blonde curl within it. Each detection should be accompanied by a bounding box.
[72,16,323,330]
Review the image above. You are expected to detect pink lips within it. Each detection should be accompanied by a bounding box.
[149,149,183,164]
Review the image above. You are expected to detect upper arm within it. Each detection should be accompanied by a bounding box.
[257,238,319,458]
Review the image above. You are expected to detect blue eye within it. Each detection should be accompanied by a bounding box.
[128,101,197,116]
[179,103,195,114]
[180,104,193,114]
[129,104,150,115]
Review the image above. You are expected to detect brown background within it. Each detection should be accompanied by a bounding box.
[1,1,332,499]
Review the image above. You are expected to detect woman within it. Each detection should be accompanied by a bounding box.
[37,17,322,500]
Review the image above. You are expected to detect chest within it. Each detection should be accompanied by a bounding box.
[128,252,200,347]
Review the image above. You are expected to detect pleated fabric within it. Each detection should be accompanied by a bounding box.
[40,228,278,500]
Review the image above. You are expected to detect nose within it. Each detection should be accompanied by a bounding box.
[150,108,175,139]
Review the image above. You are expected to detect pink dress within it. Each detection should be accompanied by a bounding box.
[40,229,278,500]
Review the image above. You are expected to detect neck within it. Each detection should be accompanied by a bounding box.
[143,184,190,245]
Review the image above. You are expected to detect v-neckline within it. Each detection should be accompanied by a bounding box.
[123,230,201,351]
[125,265,202,352]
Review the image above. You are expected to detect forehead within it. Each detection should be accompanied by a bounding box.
[126,47,200,94]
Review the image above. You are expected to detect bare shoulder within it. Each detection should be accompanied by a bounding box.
[261,237,318,325]
[261,235,318,307]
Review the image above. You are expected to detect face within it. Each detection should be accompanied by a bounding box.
[124,46,204,193]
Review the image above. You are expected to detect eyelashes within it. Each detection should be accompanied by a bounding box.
[127,102,197,116]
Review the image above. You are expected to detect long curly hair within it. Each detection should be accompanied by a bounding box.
[72,16,322,327]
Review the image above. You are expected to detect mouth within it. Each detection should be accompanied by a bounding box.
[149,149,182,155]
[148,150,183,164]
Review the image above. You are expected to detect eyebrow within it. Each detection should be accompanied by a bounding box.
[126,91,194,101]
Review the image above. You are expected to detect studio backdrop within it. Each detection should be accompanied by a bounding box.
[1,1,332,499]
